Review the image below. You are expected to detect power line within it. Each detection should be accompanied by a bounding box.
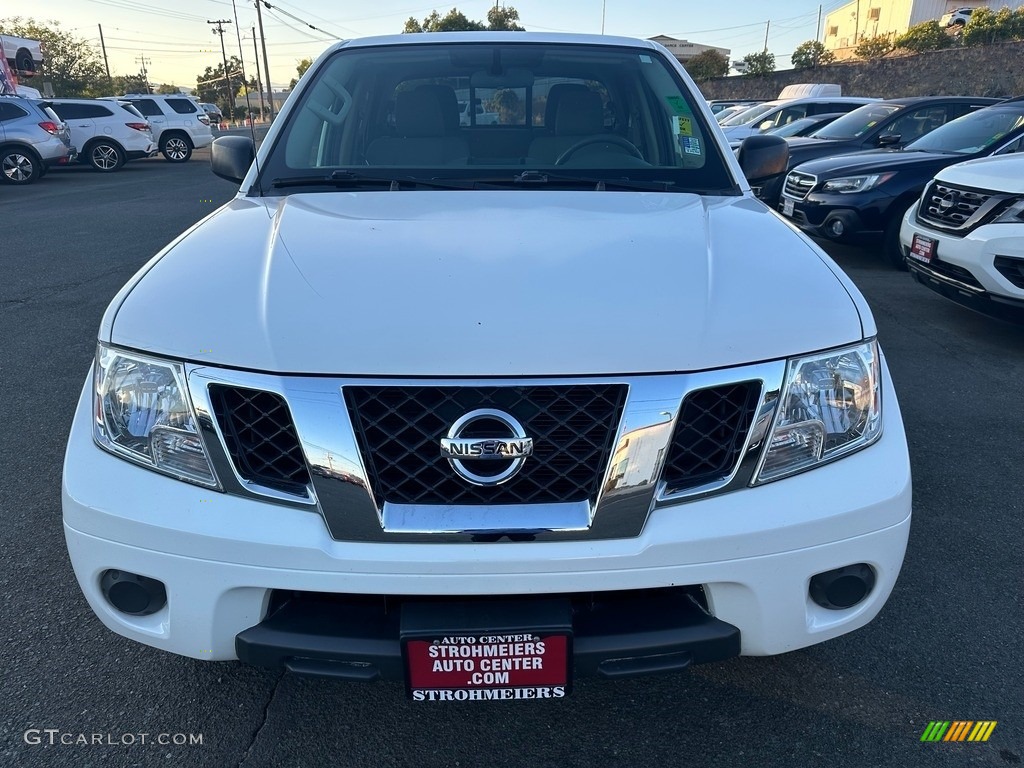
[258,1,341,39]
[207,19,236,112]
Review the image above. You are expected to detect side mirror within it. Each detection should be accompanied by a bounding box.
[876,133,901,147]
[737,134,789,183]
[211,135,255,184]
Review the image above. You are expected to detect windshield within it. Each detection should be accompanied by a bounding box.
[766,117,822,137]
[260,41,736,194]
[810,103,902,140]
[720,102,778,126]
[905,105,1024,154]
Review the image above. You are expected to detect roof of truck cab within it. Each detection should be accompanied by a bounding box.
[330,32,663,52]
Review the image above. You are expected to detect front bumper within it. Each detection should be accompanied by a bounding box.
[901,204,1024,322]
[63,364,912,667]
[780,190,894,240]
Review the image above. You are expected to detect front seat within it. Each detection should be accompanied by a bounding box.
[366,86,469,166]
[528,89,606,165]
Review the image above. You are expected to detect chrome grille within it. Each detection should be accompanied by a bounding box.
[344,385,628,507]
[917,181,1011,235]
[209,385,311,496]
[783,170,816,201]
[661,382,761,496]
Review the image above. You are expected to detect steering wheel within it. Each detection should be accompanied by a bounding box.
[554,135,644,165]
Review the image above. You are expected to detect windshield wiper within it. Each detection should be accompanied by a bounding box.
[271,170,472,190]
[472,171,679,192]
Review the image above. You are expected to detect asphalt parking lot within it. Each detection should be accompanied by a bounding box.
[1,152,1022,768]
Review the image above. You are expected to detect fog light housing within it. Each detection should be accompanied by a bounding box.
[827,217,846,238]
[809,563,875,610]
[100,569,167,616]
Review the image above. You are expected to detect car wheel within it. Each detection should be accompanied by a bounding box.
[161,135,193,163]
[88,141,125,172]
[0,148,40,184]
[883,203,912,271]
[15,49,35,73]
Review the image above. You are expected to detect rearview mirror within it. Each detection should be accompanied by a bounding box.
[737,134,789,183]
[211,136,255,184]
[876,133,901,147]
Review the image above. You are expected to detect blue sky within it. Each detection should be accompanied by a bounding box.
[35,0,851,90]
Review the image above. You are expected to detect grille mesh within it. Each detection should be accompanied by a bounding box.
[994,256,1024,289]
[783,171,815,201]
[661,382,761,495]
[210,385,310,495]
[344,385,627,506]
[917,181,1009,234]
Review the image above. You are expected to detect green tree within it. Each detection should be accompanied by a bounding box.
[0,17,106,96]
[156,83,182,94]
[403,6,524,32]
[288,57,313,90]
[790,40,835,68]
[854,34,893,59]
[894,21,953,53]
[109,74,149,95]
[194,56,255,107]
[684,49,729,81]
[963,6,1024,46]
[742,51,775,76]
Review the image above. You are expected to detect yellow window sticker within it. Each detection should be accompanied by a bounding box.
[677,116,693,136]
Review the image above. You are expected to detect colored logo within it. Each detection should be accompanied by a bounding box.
[920,721,997,742]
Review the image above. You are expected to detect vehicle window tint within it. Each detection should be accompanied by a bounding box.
[820,102,862,114]
[0,102,28,121]
[810,103,901,140]
[41,106,63,124]
[995,134,1024,154]
[270,42,735,191]
[130,99,162,117]
[120,103,146,119]
[906,106,1024,154]
[82,104,114,118]
[52,103,86,120]
[165,98,197,114]
[886,106,948,143]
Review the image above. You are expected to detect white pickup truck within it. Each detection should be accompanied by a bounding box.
[63,31,911,701]
[1,34,43,77]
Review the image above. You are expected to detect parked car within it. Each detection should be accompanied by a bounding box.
[941,7,973,27]
[0,95,74,184]
[63,32,911,694]
[778,98,1024,267]
[49,98,156,172]
[719,96,878,142]
[113,93,213,162]
[200,102,224,126]
[458,99,498,126]
[715,104,753,123]
[901,154,1024,322]
[1,34,43,77]
[757,97,1003,210]
[707,99,762,115]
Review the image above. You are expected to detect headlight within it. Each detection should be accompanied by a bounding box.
[993,198,1024,224]
[820,173,895,194]
[93,344,218,488]
[754,340,882,484]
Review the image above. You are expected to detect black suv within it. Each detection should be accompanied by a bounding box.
[758,97,1002,209]
[777,98,1024,267]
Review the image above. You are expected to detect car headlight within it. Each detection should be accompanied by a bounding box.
[820,173,895,194]
[993,197,1024,224]
[93,344,218,488]
[754,340,882,484]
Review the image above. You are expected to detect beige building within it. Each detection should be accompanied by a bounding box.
[824,0,1024,58]
[648,35,730,64]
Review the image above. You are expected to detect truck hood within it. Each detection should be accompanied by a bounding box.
[108,191,864,376]
[936,154,1024,193]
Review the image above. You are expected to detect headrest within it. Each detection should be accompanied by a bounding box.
[395,89,445,138]
[413,84,459,134]
[544,83,589,129]
[555,90,604,135]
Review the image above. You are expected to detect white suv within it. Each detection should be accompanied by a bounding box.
[116,94,213,162]
[64,33,911,700]
[49,99,156,172]
[901,153,1024,323]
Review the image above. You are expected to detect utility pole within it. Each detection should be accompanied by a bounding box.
[254,1,275,118]
[208,19,235,113]
[817,4,823,43]
[601,0,607,34]
[763,20,770,53]
[98,24,112,89]
[855,0,861,45]
[252,27,266,120]
[135,54,152,93]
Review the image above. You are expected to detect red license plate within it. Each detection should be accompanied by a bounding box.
[909,233,936,264]
[405,633,570,701]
